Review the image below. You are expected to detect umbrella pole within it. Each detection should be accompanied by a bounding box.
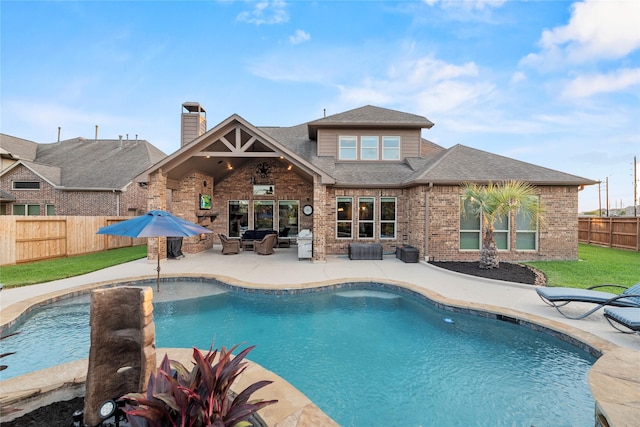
[156,236,161,292]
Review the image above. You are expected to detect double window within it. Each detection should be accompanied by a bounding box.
[336,196,396,239]
[339,136,401,160]
[13,204,41,215]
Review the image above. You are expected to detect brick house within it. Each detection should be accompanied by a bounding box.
[0,134,166,216]
[137,102,596,262]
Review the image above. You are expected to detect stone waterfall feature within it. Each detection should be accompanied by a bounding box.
[83,286,156,427]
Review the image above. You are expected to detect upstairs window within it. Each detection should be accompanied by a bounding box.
[13,181,40,190]
[339,136,357,160]
[360,136,379,160]
[382,136,400,160]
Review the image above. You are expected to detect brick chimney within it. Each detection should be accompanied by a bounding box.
[181,102,206,147]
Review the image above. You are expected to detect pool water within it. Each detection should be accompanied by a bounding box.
[1,281,596,426]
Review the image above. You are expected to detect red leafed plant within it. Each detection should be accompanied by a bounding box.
[120,344,277,427]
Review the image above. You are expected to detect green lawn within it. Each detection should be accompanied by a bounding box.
[525,244,640,289]
[0,245,148,288]
[0,243,637,291]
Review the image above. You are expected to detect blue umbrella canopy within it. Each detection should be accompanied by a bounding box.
[97,210,212,238]
[97,210,212,291]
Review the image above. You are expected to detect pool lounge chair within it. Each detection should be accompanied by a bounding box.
[603,307,640,334]
[536,283,640,320]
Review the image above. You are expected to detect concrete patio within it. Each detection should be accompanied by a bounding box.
[1,245,638,426]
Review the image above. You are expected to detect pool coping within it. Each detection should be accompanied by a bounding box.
[1,272,638,426]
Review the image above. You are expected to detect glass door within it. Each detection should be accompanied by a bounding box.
[253,200,274,230]
[278,200,299,237]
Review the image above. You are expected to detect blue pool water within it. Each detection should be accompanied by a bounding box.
[1,280,596,426]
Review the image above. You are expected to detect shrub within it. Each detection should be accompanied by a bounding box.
[120,344,276,427]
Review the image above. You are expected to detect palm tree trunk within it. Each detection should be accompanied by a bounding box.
[479,228,499,269]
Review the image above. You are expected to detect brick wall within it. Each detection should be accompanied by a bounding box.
[426,185,580,262]
[1,165,149,216]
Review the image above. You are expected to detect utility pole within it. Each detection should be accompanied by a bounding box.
[598,180,602,216]
[634,155,637,217]
[606,176,609,217]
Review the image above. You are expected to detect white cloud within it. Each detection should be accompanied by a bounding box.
[423,0,507,10]
[561,68,640,99]
[525,0,640,66]
[289,29,310,45]
[338,56,492,115]
[236,1,289,25]
[510,71,526,85]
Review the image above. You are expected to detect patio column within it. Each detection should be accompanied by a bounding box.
[147,169,168,262]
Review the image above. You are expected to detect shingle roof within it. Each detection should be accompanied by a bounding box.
[417,144,595,185]
[260,124,595,187]
[1,135,167,190]
[0,134,38,161]
[306,105,434,140]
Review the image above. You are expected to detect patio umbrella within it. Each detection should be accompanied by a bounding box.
[97,210,213,291]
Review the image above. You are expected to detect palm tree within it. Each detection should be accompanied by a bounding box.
[461,180,543,269]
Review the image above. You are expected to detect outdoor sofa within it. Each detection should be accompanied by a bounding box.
[241,229,278,250]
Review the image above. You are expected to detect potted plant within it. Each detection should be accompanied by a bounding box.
[120,344,277,427]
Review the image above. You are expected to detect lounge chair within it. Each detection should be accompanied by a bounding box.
[603,307,640,333]
[255,233,277,255]
[219,234,240,255]
[536,283,640,320]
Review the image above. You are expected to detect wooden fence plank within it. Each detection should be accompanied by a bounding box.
[578,217,639,251]
[0,216,146,266]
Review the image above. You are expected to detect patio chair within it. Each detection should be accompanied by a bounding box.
[536,283,640,320]
[219,234,240,255]
[603,307,640,334]
[255,233,277,255]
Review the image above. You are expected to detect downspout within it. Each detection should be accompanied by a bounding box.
[424,183,433,261]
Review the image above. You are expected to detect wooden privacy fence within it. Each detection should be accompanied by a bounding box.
[578,217,640,251]
[0,216,145,266]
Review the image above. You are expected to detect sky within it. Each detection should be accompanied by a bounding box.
[1,0,638,213]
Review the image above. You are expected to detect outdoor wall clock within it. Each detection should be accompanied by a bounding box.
[303,204,313,216]
[255,162,272,178]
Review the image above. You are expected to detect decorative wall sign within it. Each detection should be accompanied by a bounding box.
[303,204,313,216]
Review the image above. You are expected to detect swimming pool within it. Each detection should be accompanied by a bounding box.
[1,279,596,426]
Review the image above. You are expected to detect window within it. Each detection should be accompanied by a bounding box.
[339,136,357,160]
[382,136,400,160]
[46,204,55,216]
[13,181,40,190]
[336,197,353,238]
[460,198,510,250]
[13,204,40,215]
[516,197,539,250]
[460,198,481,250]
[380,197,396,239]
[358,197,375,238]
[360,136,379,160]
[253,200,274,230]
[228,200,249,237]
[494,214,509,250]
[278,200,299,237]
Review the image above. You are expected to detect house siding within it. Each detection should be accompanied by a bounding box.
[316,128,421,159]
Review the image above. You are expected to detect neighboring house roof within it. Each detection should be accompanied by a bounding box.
[1,135,167,190]
[0,189,16,202]
[0,134,38,161]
